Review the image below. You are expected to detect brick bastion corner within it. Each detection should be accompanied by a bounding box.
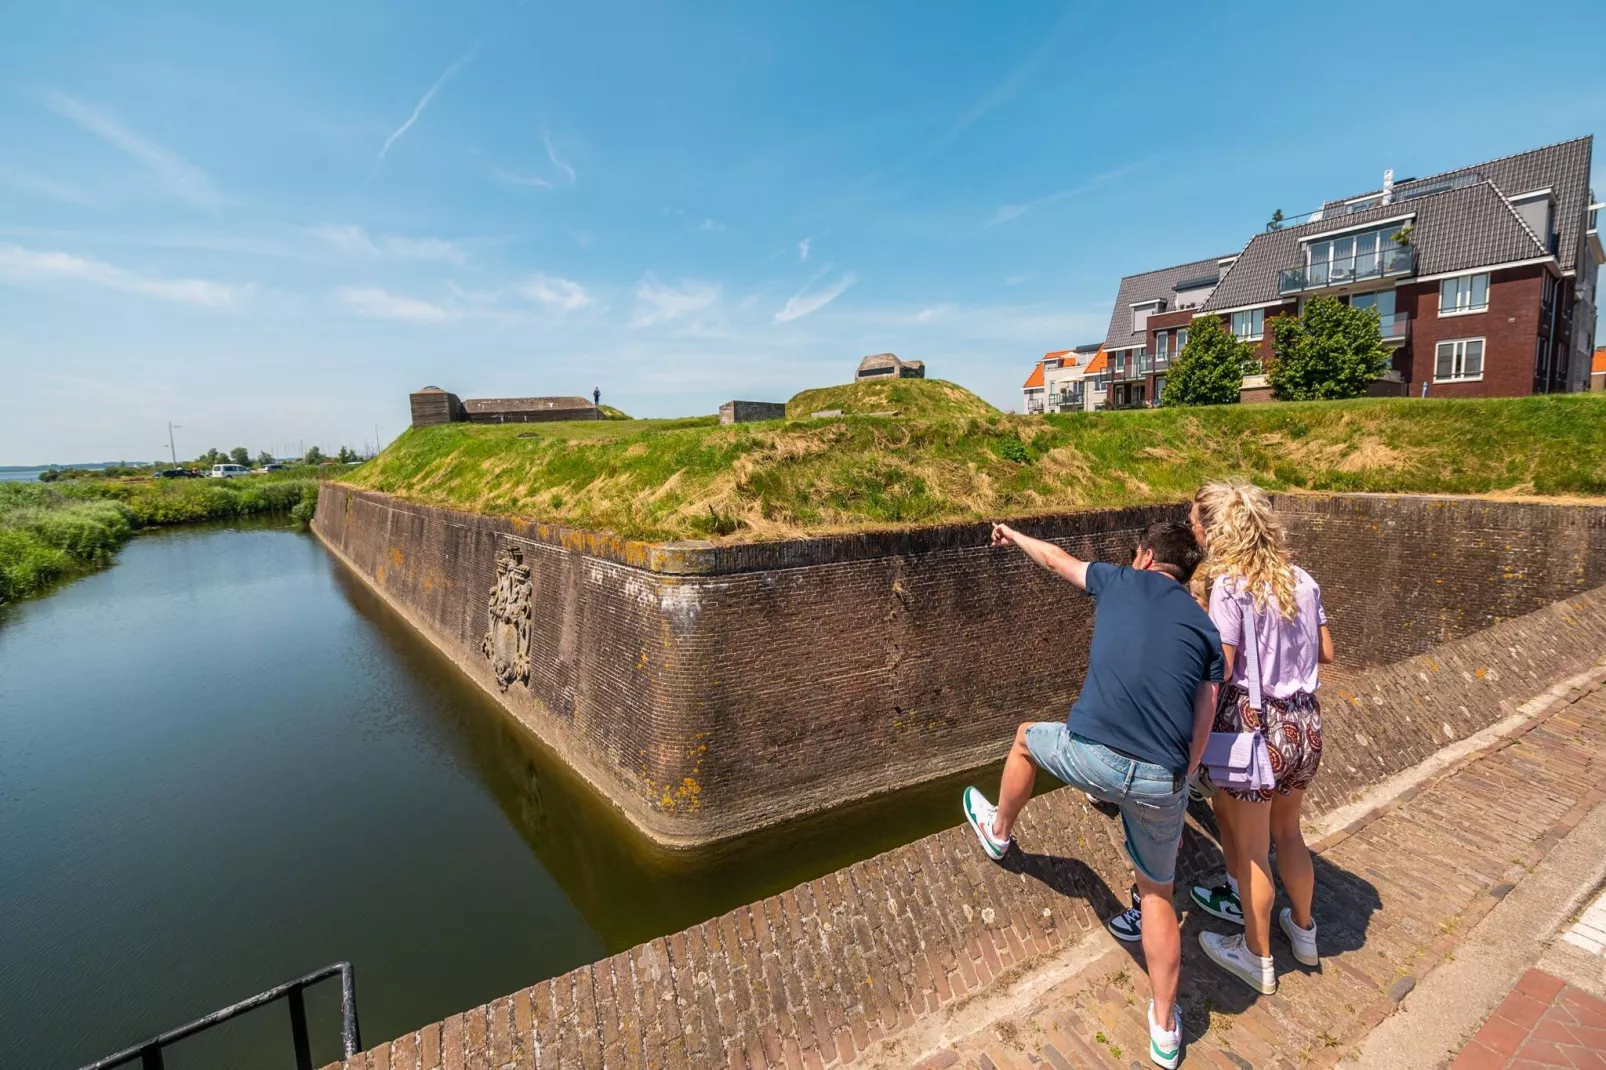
[311,482,1606,848]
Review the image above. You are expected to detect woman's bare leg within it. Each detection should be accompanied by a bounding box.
[1271,788,1315,929]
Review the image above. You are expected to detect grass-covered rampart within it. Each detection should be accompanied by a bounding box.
[343,389,1606,543]
[0,473,324,603]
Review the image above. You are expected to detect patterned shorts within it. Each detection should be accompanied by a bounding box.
[1211,684,1323,802]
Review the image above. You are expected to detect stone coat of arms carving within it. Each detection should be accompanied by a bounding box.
[481,545,533,691]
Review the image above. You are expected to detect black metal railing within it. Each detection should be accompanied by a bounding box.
[1278,244,1416,294]
[80,962,361,1070]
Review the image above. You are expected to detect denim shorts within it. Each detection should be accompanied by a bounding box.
[1023,722,1188,885]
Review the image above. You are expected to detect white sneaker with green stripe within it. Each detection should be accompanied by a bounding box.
[1190,882,1244,925]
[961,786,1010,861]
[1148,1000,1181,1068]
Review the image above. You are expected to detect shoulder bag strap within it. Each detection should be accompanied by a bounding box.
[1239,587,1263,713]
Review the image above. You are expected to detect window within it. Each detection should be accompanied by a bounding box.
[1439,274,1489,315]
[1155,331,1170,361]
[1435,338,1484,382]
[1231,308,1264,341]
[1305,224,1403,285]
[1131,300,1163,335]
[1176,327,1188,353]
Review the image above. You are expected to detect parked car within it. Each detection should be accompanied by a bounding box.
[259,462,287,472]
[209,464,250,478]
[157,468,201,478]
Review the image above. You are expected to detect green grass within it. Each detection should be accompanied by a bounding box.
[343,394,1606,543]
[785,378,998,419]
[0,472,324,603]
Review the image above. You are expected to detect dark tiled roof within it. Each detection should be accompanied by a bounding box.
[463,396,595,413]
[1319,137,1592,273]
[1203,180,1551,312]
[1102,254,1235,349]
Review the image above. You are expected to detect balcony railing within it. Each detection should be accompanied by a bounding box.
[1379,311,1410,342]
[1278,244,1416,295]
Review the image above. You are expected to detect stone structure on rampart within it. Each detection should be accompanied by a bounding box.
[855,353,925,380]
[409,386,599,428]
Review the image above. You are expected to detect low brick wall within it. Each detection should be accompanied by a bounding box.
[312,486,1606,846]
[330,584,1606,1070]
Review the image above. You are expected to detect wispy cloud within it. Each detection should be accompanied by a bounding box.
[0,167,99,207]
[517,273,589,312]
[493,166,553,190]
[543,133,576,184]
[631,274,719,327]
[337,286,455,323]
[0,243,245,308]
[983,158,1156,229]
[1004,274,1030,286]
[308,224,466,265]
[669,207,725,233]
[774,269,857,323]
[798,237,811,262]
[43,92,219,209]
[378,49,476,161]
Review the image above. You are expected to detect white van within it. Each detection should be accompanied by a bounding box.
[209,464,250,478]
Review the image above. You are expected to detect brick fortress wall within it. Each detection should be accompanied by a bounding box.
[313,485,1606,846]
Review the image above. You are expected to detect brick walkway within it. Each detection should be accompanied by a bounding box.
[324,591,1606,1070]
[926,686,1606,1070]
[1450,969,1606,1069]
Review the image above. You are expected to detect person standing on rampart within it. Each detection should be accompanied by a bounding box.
[964,520,1222,1070]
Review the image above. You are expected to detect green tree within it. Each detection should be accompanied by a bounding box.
[256,450,274,467]
[336,446,357,464]
[1268,294,1392,401]
[197,448,225,467]
[1160,314,1253,407]
[229,446,250,467]
[1266,208,1285,231]
[304,446,324,465]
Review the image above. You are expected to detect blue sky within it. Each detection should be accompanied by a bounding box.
[2,1,1603,464]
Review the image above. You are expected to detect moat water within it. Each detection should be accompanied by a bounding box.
[0,521,1013,1069]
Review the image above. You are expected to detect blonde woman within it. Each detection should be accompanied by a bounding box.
[1189,482,1333,994]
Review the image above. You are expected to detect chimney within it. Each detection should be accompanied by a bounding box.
[1381,168,1395,206]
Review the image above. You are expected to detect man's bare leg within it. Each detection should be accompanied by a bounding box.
[1137,873,1181,1027]
[991,722,1038,840]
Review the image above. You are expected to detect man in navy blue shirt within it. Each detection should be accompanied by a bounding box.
[963,520,1221,1070]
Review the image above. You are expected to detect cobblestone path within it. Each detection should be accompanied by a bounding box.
[925,686,1606,1070]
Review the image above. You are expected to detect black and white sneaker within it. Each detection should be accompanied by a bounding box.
[1106,887,1143,942]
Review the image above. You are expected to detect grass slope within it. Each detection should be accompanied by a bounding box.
[786,378,997,419]
[343,394,1606,544]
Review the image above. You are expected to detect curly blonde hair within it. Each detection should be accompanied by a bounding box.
[1193,482,1297,619]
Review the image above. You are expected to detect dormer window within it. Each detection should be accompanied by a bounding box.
[1131,298,1165,335]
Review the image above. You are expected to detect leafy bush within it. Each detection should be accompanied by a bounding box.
[1269,295,1393,401]
[1160,314,1252,407]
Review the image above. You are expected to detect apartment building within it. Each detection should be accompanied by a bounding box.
[1021,343,1102,413]
[1094,136,1602,404]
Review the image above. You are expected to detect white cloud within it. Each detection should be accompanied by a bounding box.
[983,159,1155,229]
[337,286,455,323]
[378,49,476,160]
[308,225,466,265]
[43,92,219,209]
[0,167,99,207]
[698,217,725,232]
[631,274,719,327]
[543,133,576,184]
[798,237,811,261]
[0,243,245,308]
[774,271,857,323]
[517,273,590,312]
[1004,274,1030,286]
[493,167,553,190]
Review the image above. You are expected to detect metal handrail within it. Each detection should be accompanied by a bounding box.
[80,961,361,1070]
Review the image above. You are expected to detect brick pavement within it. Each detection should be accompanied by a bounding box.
[323,589,1606,1070]
[926,686,1606,1070]
[1450,969,1606,1069]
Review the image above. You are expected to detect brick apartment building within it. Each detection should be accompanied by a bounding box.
[1078,136,1602,407]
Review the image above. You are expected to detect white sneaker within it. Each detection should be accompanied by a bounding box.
[1279,907,1319,966]
[1199,930,1276,994]
[1148,1000,1181,1069]
[961,786,1010,861]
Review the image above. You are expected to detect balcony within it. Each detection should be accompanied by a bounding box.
[1379,311,1410,343]
[1278,244,1416,295]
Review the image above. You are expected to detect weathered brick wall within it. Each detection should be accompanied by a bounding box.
[330,585,1606,1070]
[314,485,1606,847]
[1276,493,1606,667]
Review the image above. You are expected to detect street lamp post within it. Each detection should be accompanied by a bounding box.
[167,422,181,466]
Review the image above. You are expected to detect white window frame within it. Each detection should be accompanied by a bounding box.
[1434,337,1486,383]
[1439,273,1490,317]
[1155,331,1170,361]
[1231,308,1264,341]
